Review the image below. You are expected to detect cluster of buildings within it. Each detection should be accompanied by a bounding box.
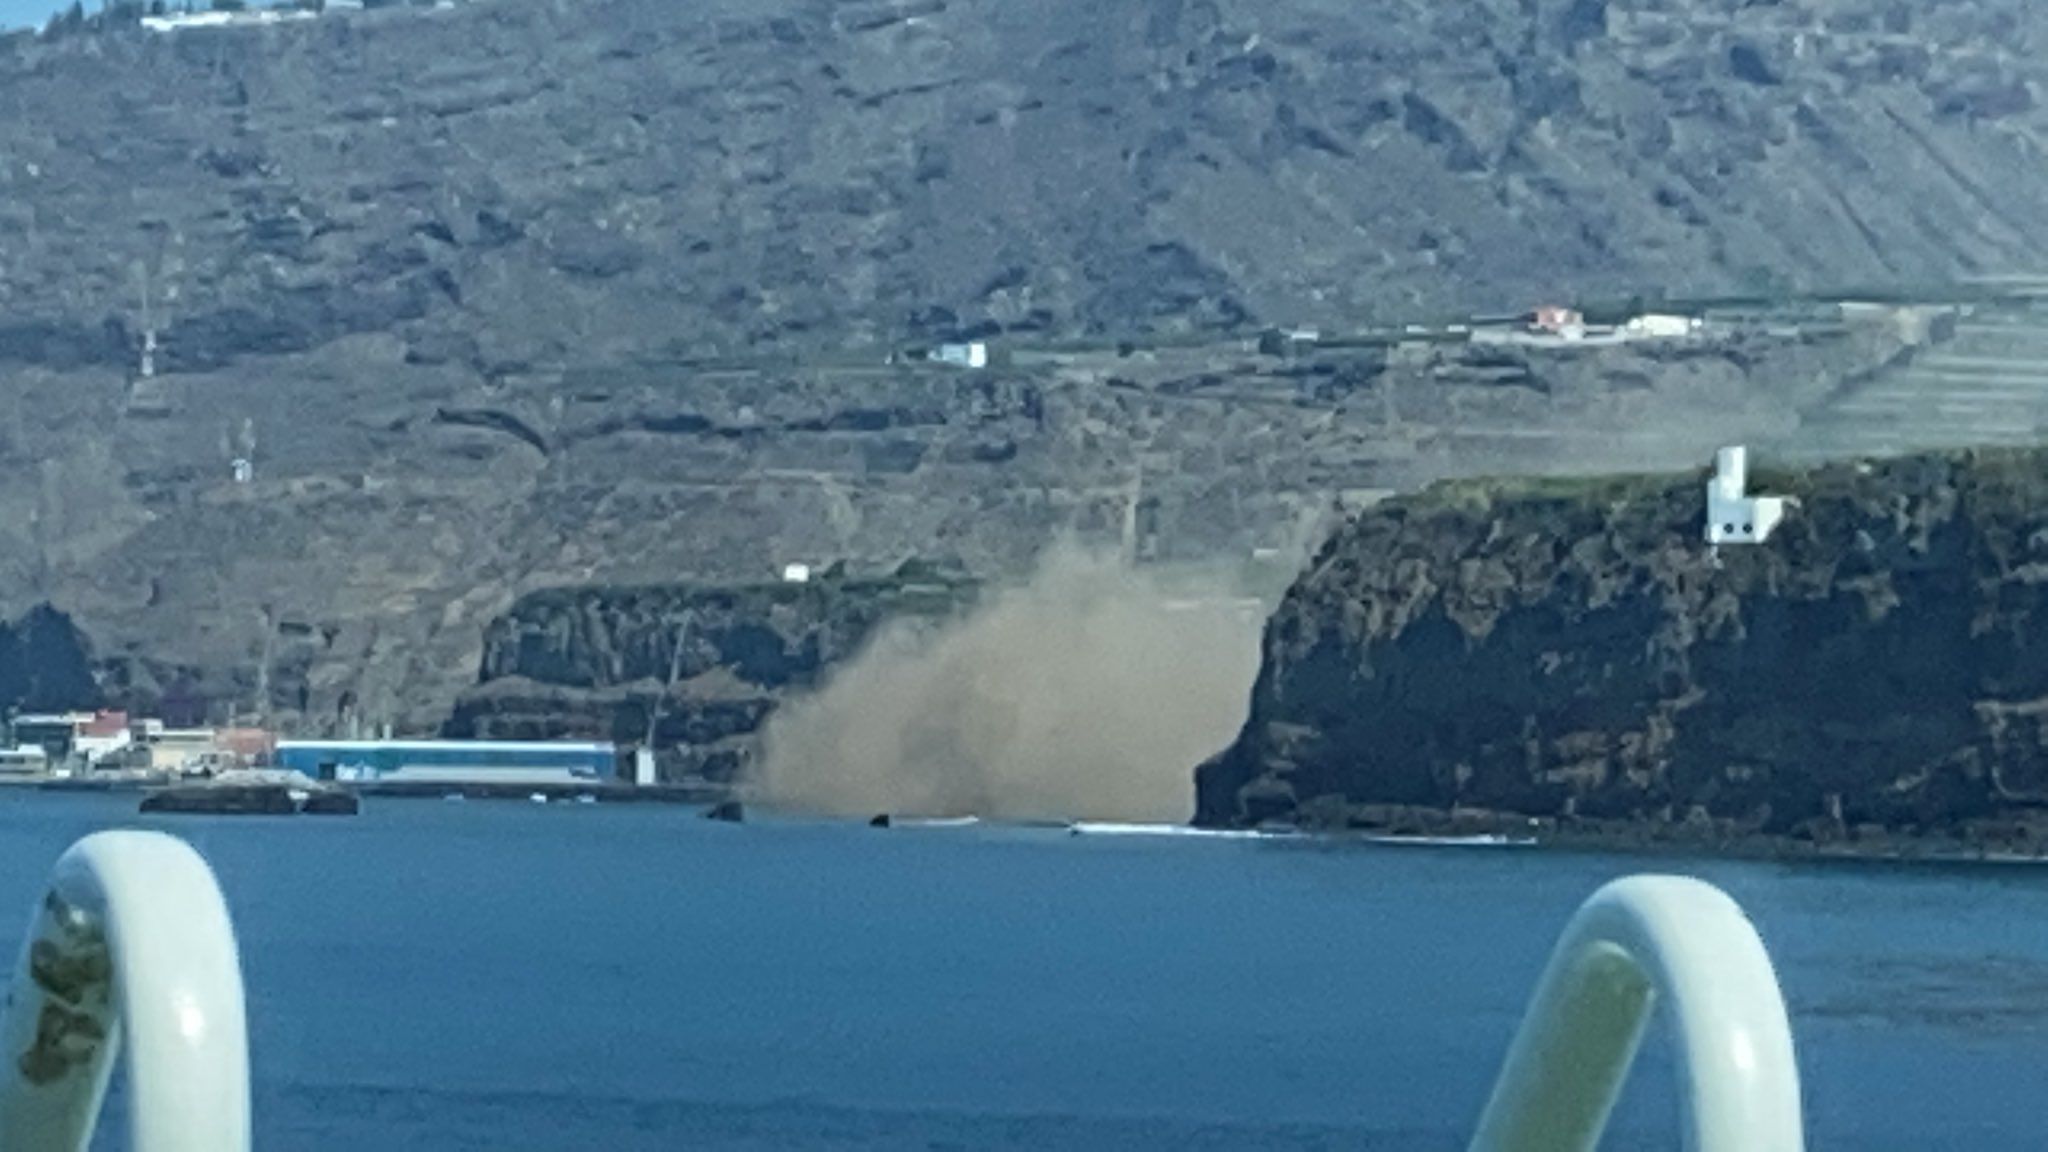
[1254,306,1709,357]
[0,710,642,788]
[134,0,484,36]
[134,1,385,36]
[139,7,323,34]
[1500,306,1707,347]
[1,711,269,779]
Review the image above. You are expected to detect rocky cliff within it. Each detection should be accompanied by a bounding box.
[0,604,98,719]
[2,0,2044,740]
[1197,448,2048,849]
[445,567,975,780]
[14,306,1922,739]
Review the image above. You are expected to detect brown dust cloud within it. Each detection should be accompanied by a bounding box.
[752,542,1308,823]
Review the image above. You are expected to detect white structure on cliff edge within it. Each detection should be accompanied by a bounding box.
[140,8,319,34]
[1705,446,1790,546]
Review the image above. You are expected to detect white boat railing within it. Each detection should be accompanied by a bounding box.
[0,831,250,1152]
[1470,874,1804,1152]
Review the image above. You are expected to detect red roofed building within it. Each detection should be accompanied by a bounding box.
[1531,305,1586,338]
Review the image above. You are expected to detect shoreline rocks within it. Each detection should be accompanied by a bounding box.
[140,770,360,816]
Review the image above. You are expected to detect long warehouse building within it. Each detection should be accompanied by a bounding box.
[274,739,619,785]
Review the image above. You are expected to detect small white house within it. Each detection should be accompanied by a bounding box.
[1705,446,1790,546]
[781,563,813,584]
[928,342,989,370]
[1623,313,1703,339]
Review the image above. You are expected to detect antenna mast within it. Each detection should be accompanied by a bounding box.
[137,265,157,381]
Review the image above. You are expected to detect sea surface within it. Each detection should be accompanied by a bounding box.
[0,790,2042,1150]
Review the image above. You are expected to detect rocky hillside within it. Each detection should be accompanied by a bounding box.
[1196,447,2048,848]
[1,0,2044,738]
[446,567,975,781]
[5,0,2047,359]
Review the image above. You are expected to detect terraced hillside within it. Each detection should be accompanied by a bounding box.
[1797,295,2048,458]
[2,0,2046,739]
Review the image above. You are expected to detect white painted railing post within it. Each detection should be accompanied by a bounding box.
[1470,875,1804,1152]
[0,831,251,1152]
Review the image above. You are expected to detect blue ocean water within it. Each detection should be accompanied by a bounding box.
[0,791,2042,1150]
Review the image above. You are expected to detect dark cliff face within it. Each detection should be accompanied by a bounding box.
[446,572,975,781]
[0,604,99,716]
[1198,449,2048,838]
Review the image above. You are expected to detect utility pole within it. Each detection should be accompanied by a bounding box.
[1121,458,1144,566]
[252,603,276,732]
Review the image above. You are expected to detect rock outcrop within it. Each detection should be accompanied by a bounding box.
[0,604,99,717]
[1197,448,2048,848]
[445,568,976,781]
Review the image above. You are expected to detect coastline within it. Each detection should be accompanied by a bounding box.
[11,774,2044,866]
[1256,803,2048,867]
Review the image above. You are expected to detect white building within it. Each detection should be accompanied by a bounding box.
[1623,314,1704,339]
[11,711,123,764]
[0,747,49,777]
[1705,446,1791,546]
[141,8,318,34]
[928,342,989,369]
[74,725,134,766]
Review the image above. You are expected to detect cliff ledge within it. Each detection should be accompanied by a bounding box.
[446,566,976,782]
[1197,447,2048,852]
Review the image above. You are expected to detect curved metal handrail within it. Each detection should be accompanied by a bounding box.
[1470,874,1804,1152]
[0,831,250,1152]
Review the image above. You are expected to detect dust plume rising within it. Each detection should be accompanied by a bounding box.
[754,545,1294,823]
